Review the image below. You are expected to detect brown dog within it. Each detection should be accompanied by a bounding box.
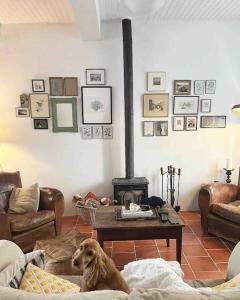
[72,238,130,294]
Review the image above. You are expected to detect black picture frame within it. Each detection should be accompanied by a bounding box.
[86,69,105,85]
[81,86,112,124]
[33,119,48,129]
[185,116,198,131]
[32,79,45,92]
[200,116,226,128]
[173,80,191,95]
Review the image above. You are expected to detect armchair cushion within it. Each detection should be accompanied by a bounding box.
[8,211,55,233]
[0,184,15,210]
[211,200,240,225]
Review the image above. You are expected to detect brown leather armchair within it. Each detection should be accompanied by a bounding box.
[0,171,64,252]
[199,182,240,243]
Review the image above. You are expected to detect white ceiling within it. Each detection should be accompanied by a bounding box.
[99,0,240,21]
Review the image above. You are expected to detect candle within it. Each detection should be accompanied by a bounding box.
[226,159,232,170]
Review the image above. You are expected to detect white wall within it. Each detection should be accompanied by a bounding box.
[0,20,240,214]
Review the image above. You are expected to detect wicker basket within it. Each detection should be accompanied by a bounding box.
[76,205,97,225]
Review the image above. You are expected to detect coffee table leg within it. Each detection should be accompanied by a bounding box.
[176,233,182,264]
[97,230,104,249]
[166,239,170,247]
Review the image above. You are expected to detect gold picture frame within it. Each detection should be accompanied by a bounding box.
[143,93,169,117]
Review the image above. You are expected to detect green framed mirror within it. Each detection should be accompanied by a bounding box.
[51,98,78,132]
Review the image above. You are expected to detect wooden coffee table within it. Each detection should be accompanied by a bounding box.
[92,204,185,264]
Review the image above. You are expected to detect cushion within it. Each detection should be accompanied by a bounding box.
[212,273,240,291]
[20,263,79,294]
[0,250,44,289]
[34,229,86,275]
[8,210,55,233]
[0,184,15,210]
[211,201,240,224]
[8,183,39,214]
[0,240,24,272]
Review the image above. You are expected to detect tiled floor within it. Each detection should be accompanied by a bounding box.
[62,211,235,281]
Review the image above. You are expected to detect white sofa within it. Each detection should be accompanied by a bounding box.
[0,240,240,300]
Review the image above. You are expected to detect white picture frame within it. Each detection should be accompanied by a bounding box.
[30,93,50,118]
[81,126,92,139]
[201,99,211,113]
[92,126,103,139]
[102,126,113,139]
[194,80,205,95]
[86,69,105,85]
[205,80,216,94]
[147,72,166,91]
[173,96,199,115]
[16,107,30,117]
[143,121,154,136]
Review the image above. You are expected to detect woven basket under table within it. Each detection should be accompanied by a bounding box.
[76,205,97,225]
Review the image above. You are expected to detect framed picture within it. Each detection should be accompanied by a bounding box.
[172,116,184,131]
[16,107,30,117]
[143,121,154,136]
[51,98,78,132]
[155,121,168,136]
[86,69,105,85]
[194,80,205,95]
[64,77,78,96]
[81,126,92,139]
[201,99,211,113]
[30,93,50,118]
[185,116,198,131]
[20,93,29,108]
[32,79,45,92]
[173,96,199,115]
[92,126,103,139]
[102,126,113,139]
[49,77,64,96]
[143,93,169,117]
[81,86,112,124]
[205,80,216,94]
[34,119,48,129]
[173,80,191,95]
[147,72,166,91]
[200,116,226,128]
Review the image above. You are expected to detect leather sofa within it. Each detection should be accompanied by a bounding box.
[0,171,64,252]
[198,182,240,243]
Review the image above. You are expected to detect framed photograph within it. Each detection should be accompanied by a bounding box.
[147,72,166,91]
[172,116,184,131]
[173,96,199,115]
[185,116,198,131]
[86,69,105,85]
[49,77,64,96]
[102,126,113,139]
[34,119,48,129]
[155,121,168,136]
[143,93,169,117]
[16,107,30,117]
[201,99,211,113]
[30,93,50,118]
[173,80,191,95]
[20,93,30,108]
[32,79,45,92]
[51,98,78,132]
[194,80,205,95]
[92,126,103,139]
[81,86,112,124]
[64,77,78,96]
[205,80,216,94]
[200,116,226,128]
[81,126,92,139]
[143,121,154,136]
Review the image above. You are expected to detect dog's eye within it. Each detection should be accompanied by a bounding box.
[87,250,93,256]
[80,245,83,250]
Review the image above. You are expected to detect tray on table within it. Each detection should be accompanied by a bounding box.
[115,207,158,221]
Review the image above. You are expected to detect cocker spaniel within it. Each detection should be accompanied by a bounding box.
[72,238,130,294]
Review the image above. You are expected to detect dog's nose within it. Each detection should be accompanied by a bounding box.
[73,259,79,266]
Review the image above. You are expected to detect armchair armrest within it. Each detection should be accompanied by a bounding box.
[39,188,64,235]
[198,183,239,232]
[0,209,12,240]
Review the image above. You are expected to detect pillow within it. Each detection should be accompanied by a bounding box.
[212,273,240,292]
[8,183,39,213]
[0,250,44,289]
[0,184,15,210]
[20,263,79,294]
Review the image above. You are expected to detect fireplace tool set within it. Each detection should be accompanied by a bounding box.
[160,166,181,212]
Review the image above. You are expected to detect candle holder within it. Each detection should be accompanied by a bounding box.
[223,168,235,183]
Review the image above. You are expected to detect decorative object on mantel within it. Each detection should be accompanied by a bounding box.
[34,119,48,130]
[160,165,181,212]
[86,69,105,85]
[201,99,211,113]
[143,93,169,117]
[173,96,199,115]
[194,80,205,95]
[143,121,154,136]
[205,80,216,94]
[81,86,112,124]
[223,159,234,183]
[32,79,45,92]
[51,97,78,132]
[147,72,166,91]
[173,80,191,95]
[185,116,198,131]
[30,93,50,118]
[200,116,226,128]
[20,93,30,108]
[16,107,30,117]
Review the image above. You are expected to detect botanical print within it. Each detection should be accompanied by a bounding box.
[173,96,199,115]
[92,126,103,139]
[143,94,169,117]
[172,116,184,131]
[30,94,49,118]
[102,126,113,139]
[147,72,166,91]
[20,93,29,108]
[82,126,92,139]
[143,121,154,136]
[200,116,226,128]
[185,116,197,131]
[194,80,205,95]
[201,99,211,113]
[174,80,191,95]
[155,121,168,136]
[205,80,216,94]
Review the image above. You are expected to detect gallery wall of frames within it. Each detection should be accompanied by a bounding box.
[142,73,226,137]
[16,69,113,139]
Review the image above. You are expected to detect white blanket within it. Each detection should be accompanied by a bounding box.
[121,258,196,291]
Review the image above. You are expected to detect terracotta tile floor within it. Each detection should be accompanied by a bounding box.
[62,211,234,281]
